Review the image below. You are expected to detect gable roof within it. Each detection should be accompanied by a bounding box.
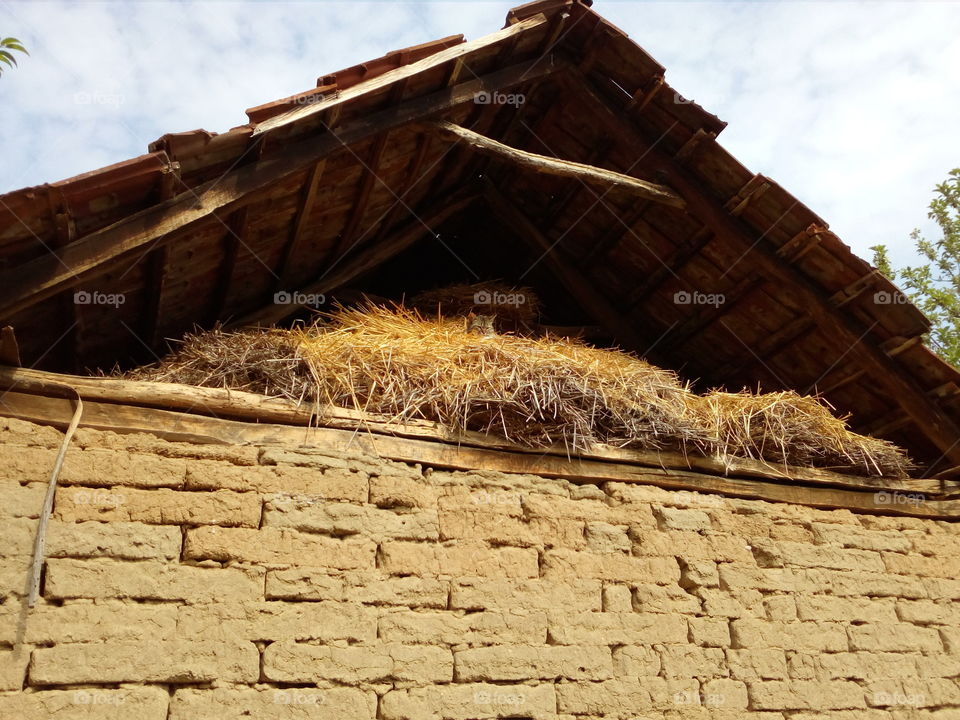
[0,0,957,476]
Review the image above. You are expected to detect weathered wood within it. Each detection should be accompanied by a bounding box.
[209,207,249,325]
[576,73,960,466]
[430,121,685,207]
[483,181,651,350]
[0,388,952,518]
[273,161,326,293]
[231,188,479,328]
[0,364,937,494]
[252,13,551,136]
[332,131,392,260]
[0,326,21,367]
[0,55,566,321]
[141,245,169,351]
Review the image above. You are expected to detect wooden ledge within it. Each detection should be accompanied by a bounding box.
[0,366,954,519]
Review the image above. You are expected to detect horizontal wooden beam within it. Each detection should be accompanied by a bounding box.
[0,382,950,517]
[0,55,566,322]
[430,120,685,208]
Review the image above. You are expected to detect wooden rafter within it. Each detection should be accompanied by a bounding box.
[141,245,169,352]
[658,275,767,354]
[430,121,685,207]
[0,55,565,321]
[273,160,326,293]
[625,227,713,310]
[332,131,392,261]
[233,187,479,328]
[574,74,960,464]
[208,207,249,325]
[483,180,648,350]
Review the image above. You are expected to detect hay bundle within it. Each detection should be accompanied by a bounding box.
[411,281,539,333]
[691,390,911,477]
[293,304,700,451]
[127,304,913,478]
[127,327,313,404]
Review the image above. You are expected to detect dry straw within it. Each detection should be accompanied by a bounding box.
[129,304,911,477]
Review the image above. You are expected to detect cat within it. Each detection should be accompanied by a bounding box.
[464,312,496,336]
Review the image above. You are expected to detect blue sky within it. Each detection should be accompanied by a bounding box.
[1,0,958,269]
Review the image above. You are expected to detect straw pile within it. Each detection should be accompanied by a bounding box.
[128,303,912,477]
[690,390,910,477]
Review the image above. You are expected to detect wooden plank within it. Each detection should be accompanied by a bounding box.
[331,131,392,260]
[231,188,480,328]
[483,181,650,350]
[576,73,960,466]
[208,207,249,325]
[430,121,684,207]
[0,55,565,321]
[252,13,550,136]
[273,161,326,293]
[0,388,952,518]
[141,245,169,351]
[0,364,935,493]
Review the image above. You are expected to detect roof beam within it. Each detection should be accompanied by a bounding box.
[208,207,249,325]
[251,12,551,136]
[483,180,649,350]
[233,187,479,328]
[574,72,960,465]
[273,160,327,293]
[429,120,685,208]
[0,55,565,322]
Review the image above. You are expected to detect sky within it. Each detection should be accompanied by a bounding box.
[1,0,958,269]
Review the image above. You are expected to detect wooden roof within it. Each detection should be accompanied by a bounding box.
[1,0,958,476]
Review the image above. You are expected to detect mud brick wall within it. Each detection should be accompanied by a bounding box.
[1,415,959,719]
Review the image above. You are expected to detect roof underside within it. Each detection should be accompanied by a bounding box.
[1,0,958,476]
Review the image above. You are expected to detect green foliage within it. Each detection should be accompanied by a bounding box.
[871,168,960,368]
[0,36,28,76]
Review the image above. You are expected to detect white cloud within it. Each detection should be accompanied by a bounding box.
[2,0,957,270]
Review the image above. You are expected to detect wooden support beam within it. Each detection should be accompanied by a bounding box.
[331,130,393,261]
[361,135,433,256]
[714,315,814,382]
[0,326,21,367]
[273,160,326,293]
[574,73,960,465]
[0,55,565,321]
[483,180,649,350]
[723,175,771,217]
[829,269,880,308]
[674,129,714,162]
[208,207,249,325]
[429,120,685,207]
[777,224,825,263]
[579,198,650,269]
[232,188,479,328]
[141,245,169,352]
[658,275,766,354]
[625,227,713,310]
[0,385,951,516]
